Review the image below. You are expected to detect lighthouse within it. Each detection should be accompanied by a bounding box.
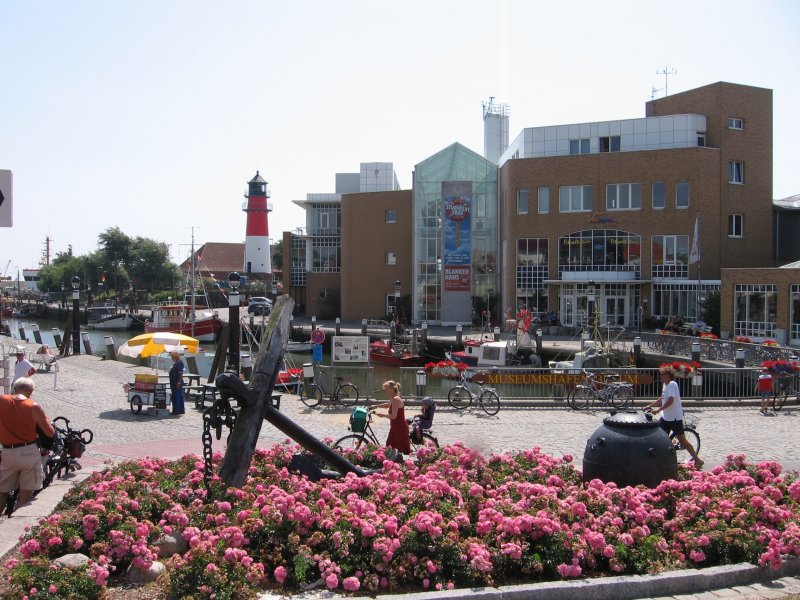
[243,171,271,275]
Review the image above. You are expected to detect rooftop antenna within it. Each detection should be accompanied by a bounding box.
[649,85,663,101]
[655,64,677,96]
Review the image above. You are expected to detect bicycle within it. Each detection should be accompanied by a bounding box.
[569,370,633,410]
[644,409,701,462]
[447,371,501,415]
[773,373,799,412]
[4,416,94,516]
[333,409,439,451]
[300,376,359,408]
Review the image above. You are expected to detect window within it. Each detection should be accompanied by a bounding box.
[728,161,744,184]
[599,136,621,153]
[386,251,397,265]
[652,181,665,209]
[728,214,743,237]
[652,235,689,278]
[557,229,641,273]
[516,188,529,214]
[676,181,690,208]
[386,294,398,316]
[569,138,590,155]
[559,185,593,212]
[735,284,777,338]
[606,183,642,210]
[728,117,744,130]
[516,238,549,312]
[538,187,550,214]
[385,210,396,223]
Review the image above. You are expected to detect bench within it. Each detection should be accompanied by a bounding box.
[30,354,58,372]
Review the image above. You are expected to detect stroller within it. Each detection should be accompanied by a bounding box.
[409,397,437,444]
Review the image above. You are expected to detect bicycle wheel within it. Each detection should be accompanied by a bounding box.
[773,389,787,412]
[410,432,440,451]
[610,385,633,409]
[336,383,359,407]
[300,384,323,407]
[570,385,592,410]
[672,428,701,461]
[448,386,471,410]
[333,434,372,451]
[479,390,500,416]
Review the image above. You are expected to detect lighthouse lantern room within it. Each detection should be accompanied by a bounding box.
[243,171,271,275]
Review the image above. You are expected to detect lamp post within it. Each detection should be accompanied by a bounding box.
[228,272,241,375]
[60,283,66,310]
[587,280,596,329]
[394,280,401,323]
[71,276,81,355]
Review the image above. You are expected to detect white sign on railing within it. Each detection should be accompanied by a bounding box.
[332,336,369,363]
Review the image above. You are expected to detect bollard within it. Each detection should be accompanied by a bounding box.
[302,362,315,385]
[415,369,427,400]
[735,347,746,399]
[691,341,701,363]
[81,331,93,355]
[18,324,26,341]
[456,324,463,346]
[104,336,116,361]
[52,328,63,349]
[32,324,43,345]
[361,318,367,335]
[633,336,642,367]
[311,316,317,334]
[494,326,500,341]
[335,317,341,336]
[536,328,543,357]
[241,354,253,380]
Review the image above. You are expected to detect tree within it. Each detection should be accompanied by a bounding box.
[701,291,721,335]
[271,239,283,271]
[129,237,180,290]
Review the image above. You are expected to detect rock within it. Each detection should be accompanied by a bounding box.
[156,531,188,558]
[53,553,90,569]
[126,560,166,584]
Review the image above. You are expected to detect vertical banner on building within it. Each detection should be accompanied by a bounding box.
[443,185,472,292]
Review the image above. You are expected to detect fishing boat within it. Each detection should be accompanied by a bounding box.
[86,306,134,330]
[369,339,425,367]
[11,305,41,319]
[447,311,541,368]
[144,233,224,343]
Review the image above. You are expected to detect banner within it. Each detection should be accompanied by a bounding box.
[443,190,472,291]
[689,215,700,265]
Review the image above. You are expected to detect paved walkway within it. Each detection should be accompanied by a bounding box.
[1,343,799,598]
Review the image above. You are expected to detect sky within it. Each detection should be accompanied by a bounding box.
[1,0,799,278]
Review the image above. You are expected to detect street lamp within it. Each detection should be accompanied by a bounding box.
[71,275,81,355]
[228,272,241,375]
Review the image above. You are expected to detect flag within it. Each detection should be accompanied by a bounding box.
[689,215,700,264]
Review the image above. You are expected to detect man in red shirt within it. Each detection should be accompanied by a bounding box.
[0,377,55,511]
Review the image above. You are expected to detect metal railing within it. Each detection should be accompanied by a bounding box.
[641,332,798,366]
[306,364,792,404]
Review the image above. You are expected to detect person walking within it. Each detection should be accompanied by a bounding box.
[0,377,55,512]
[757,366,774,415]
[375,380,411,455]
[168,351,185,415]
[645,367,703,469]
[14,349,35,383]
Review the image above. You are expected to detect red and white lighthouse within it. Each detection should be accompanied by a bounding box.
[243,171,271,275]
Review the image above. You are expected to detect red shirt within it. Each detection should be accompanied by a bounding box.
[757,373,773,392]
[0,394,39,446]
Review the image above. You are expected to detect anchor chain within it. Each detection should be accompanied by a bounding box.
[201,397,238,499]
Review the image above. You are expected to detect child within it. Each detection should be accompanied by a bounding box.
[757,367,773,414]
[411,397,436,442]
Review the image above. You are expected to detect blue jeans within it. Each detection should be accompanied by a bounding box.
[171,387,185,414]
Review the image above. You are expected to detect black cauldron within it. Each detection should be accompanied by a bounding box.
[583,411,677,488]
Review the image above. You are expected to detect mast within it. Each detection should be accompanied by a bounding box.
[190,228,196,338]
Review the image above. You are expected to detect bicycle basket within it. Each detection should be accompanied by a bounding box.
[350,407,368,433]
[67,436,85,459]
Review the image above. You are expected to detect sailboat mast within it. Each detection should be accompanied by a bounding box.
[190,228,196,338]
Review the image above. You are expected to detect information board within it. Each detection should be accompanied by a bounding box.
[153,383,168,409]
[331,336,369,363]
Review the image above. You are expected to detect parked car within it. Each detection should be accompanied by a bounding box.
[247,296,273,316]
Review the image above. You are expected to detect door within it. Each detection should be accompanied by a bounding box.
[561,296,575,327]
[605,297,625,327]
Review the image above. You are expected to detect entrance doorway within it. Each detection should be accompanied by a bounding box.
[605,296,626,326]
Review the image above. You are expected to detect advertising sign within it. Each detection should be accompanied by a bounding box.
[332,336,369,363]
[443,186,471,292]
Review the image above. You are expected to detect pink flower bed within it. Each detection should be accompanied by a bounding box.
[4,444,800,598]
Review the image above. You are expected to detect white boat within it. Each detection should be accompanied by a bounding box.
[287,340,314,353]
[548,342,609,372]
[86,306,134,330]
[448,314,541,368]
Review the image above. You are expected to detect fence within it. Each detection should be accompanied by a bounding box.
[309,364,794,404]
[641,332,798,367]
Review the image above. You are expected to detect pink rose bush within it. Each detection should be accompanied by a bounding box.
[3,446,800,598]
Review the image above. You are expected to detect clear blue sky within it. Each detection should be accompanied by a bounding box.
[1,0,798,277]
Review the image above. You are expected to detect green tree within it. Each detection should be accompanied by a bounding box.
[701,291,721,335]
[129,237,180,290]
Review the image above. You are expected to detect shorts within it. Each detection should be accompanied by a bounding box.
[0,444,44,492]
[760,391,773,399]
[658,418,685,437]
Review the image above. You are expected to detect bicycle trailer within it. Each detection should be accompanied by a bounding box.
[350,407,368,433]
